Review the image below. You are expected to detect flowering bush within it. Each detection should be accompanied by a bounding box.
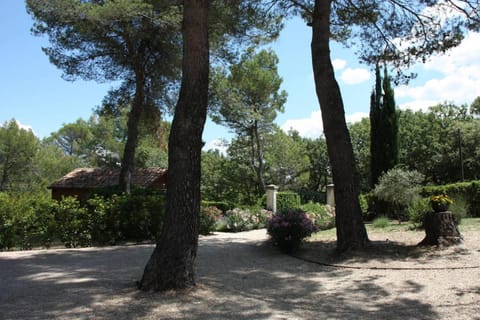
[430,194,453,212]
[217,208,273,232]
[301,202,336,230]
[251,209,273,228]
[267,209,318,253]
[200,206,222,235]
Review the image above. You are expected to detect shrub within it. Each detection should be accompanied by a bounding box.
[22,195,57,249]
[53,197,92,248]
[407,197,431,229]
[300,201,335,230]
[200,206,222,235]
[422,181,480,217]
[450,195,467,225]
[85,195,114,245]
[359,194,369,217]
[218,207,273,232]
[201,201,232,213]
[373,167,424,221]
[372,216,390,228]
[117,193,165,242]
[267,209,318,253]
[363,192,391,221]
[86,192,166,244]
[0,190,166,250]
[297,189,326,204]
[245,206,273,229]
[221,208,255,232]
[0,193,56,250]
[408,196,465,230]
[277,192,301,212]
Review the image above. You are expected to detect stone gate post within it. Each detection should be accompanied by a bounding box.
[326,184,335,207]
[266,184,279,213]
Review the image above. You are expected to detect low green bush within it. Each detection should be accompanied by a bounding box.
[407,197,430,229]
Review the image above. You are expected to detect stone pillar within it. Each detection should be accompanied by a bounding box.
[326,184,335,207]
[266,184,279,213]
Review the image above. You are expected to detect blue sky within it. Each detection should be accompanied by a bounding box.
[1,1,479,148]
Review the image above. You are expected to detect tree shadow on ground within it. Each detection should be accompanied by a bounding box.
[296,236,475,268]
[0,233,442,319]
[178,237,439,319]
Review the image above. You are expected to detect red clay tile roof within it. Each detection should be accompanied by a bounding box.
[48,167,167,189]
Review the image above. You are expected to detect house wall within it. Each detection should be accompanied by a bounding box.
[151,174,168,190]
[51,188,91,202]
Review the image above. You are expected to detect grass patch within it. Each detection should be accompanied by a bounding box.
[309,218,480,242]
[458,217,480,231]
[372,216,389,229]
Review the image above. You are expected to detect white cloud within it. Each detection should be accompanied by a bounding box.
[346,112,369,124]
[281,111,369,138]
[281,111,323,138]
[340,68,371,85]
[203,138,228,155]
[398,100,440,112]
[332,59,347,71]
[14,120,35,134]
[396,32,480,111]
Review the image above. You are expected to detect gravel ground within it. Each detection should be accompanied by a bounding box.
[1,229,479,320]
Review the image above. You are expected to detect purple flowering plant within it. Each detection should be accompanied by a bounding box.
[267,209,318,253]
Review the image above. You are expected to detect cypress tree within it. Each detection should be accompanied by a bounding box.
[370,64,398,187]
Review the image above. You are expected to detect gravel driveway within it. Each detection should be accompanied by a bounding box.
[1,229,479,320]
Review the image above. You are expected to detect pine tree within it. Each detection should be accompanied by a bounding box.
[370,65,398,188]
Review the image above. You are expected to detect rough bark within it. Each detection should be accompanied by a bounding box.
[119,72,145,194]
[311,0,369,252]
[419,211,463,246]
[138,0,209,292]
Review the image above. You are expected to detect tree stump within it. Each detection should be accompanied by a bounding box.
[419,211,463,246]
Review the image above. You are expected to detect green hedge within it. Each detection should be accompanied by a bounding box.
[0,190,166,250]
[0,193,55,250]
[296,190,326,204]
[421,181,480,217]
[277,192,301,213]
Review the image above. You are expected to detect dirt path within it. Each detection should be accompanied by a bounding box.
[1,229,479,319]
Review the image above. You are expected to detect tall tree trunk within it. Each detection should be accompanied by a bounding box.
[370,65,382,188]
[138,0,209,292]
[311,0,369,252]
[119,72,145,194]
[252,122,266,194]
